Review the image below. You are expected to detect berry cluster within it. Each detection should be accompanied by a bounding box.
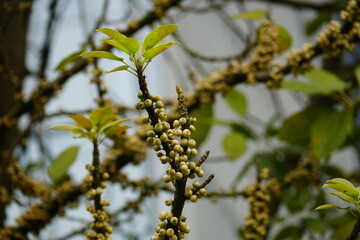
[85,164,113,240]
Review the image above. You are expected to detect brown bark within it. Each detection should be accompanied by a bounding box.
[0,0,33,227]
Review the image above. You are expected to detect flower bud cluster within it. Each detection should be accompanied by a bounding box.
[85,164,112,240]
[151,211,190,240]
[242,182,271,240]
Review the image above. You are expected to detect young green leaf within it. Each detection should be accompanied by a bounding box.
[327,178,356,188]
[231,10,267,20]
[55,49,84,72]
[224,88,247,116]
[329,192,357,204]
[89,105,114,126]
[70,115,92,130]
[104,125,131,137]
[279,107,327,145]
[80,51,124,61]
[275,25,292,53]
[222,132,247,160]
[283,69,347,95]
[323,183,359,200]
[143,42,179,59]
[315,204,345,211]
[99,118,130,133]
[143,24,179,50]
[311,109,352,158]
[48,146,79,185]
[104,65,129,74]
[49,124,85,135]
[97,28,139,55]
[305,11,331,36]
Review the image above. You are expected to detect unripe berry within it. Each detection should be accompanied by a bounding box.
[156,101,164,108]
[162,175,171,183]
[190,195,198,202]
[147,130,156,137]
[189,125,195,132]
[158,229,166,236]
[155,123,163,132]
[166,228,175,237]
[185,189,193,198]
[165,199,173,206]
[180,164,189,173]
[159,221,167,228]
[188,139,196,147]
[175,172,183,180]
[197,170,205,177]
[180,138,188,146]
[189,117,197,123]
[182,129,191,138]
[188,162,196,169]
[192,181,200,188]
[158,112,167,121]
[153,95,162,101]
[179,117,187,125]
[191,148,198,156]
[170,217,178,225]
[173,120,180,128]
[137,92,143,99]
[162,122,170,130]
[198,188,206,196]
[179,155,188,162]
[144,99,152,107]
[142,116,149,123]
[153,138,161,146]
[174,129,182,137]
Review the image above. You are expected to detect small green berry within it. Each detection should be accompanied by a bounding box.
[144,99,152,107]
[165,199,173,206]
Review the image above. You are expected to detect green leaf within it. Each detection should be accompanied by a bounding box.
[190,103,213,146]
[224,88,247,116]
[55,49,84,72]
[355,65,360,87]
[97,28,139,55]
[104,65,129,74]
[143,42,179,59]
[99,118,130,133]
[275,25,292,53]
[283,69,347,95]
[279,107,327,145]
[104,125,131,137]
[222,132,247,160]
[315,204,345,210]
[327,178,356,188]
[311,109,352,158]
[231,10,266,20]
[305,12,331,36]
[273,225,302,240]
[80,51,124,61]
[49,124,86,135]
[329,192,357,204]
[48,146,79,185]
[283,185,312,213]
[70,115,92,130]
[89,106,114,127]
[143,24,179,50]
[323,182,359,200]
